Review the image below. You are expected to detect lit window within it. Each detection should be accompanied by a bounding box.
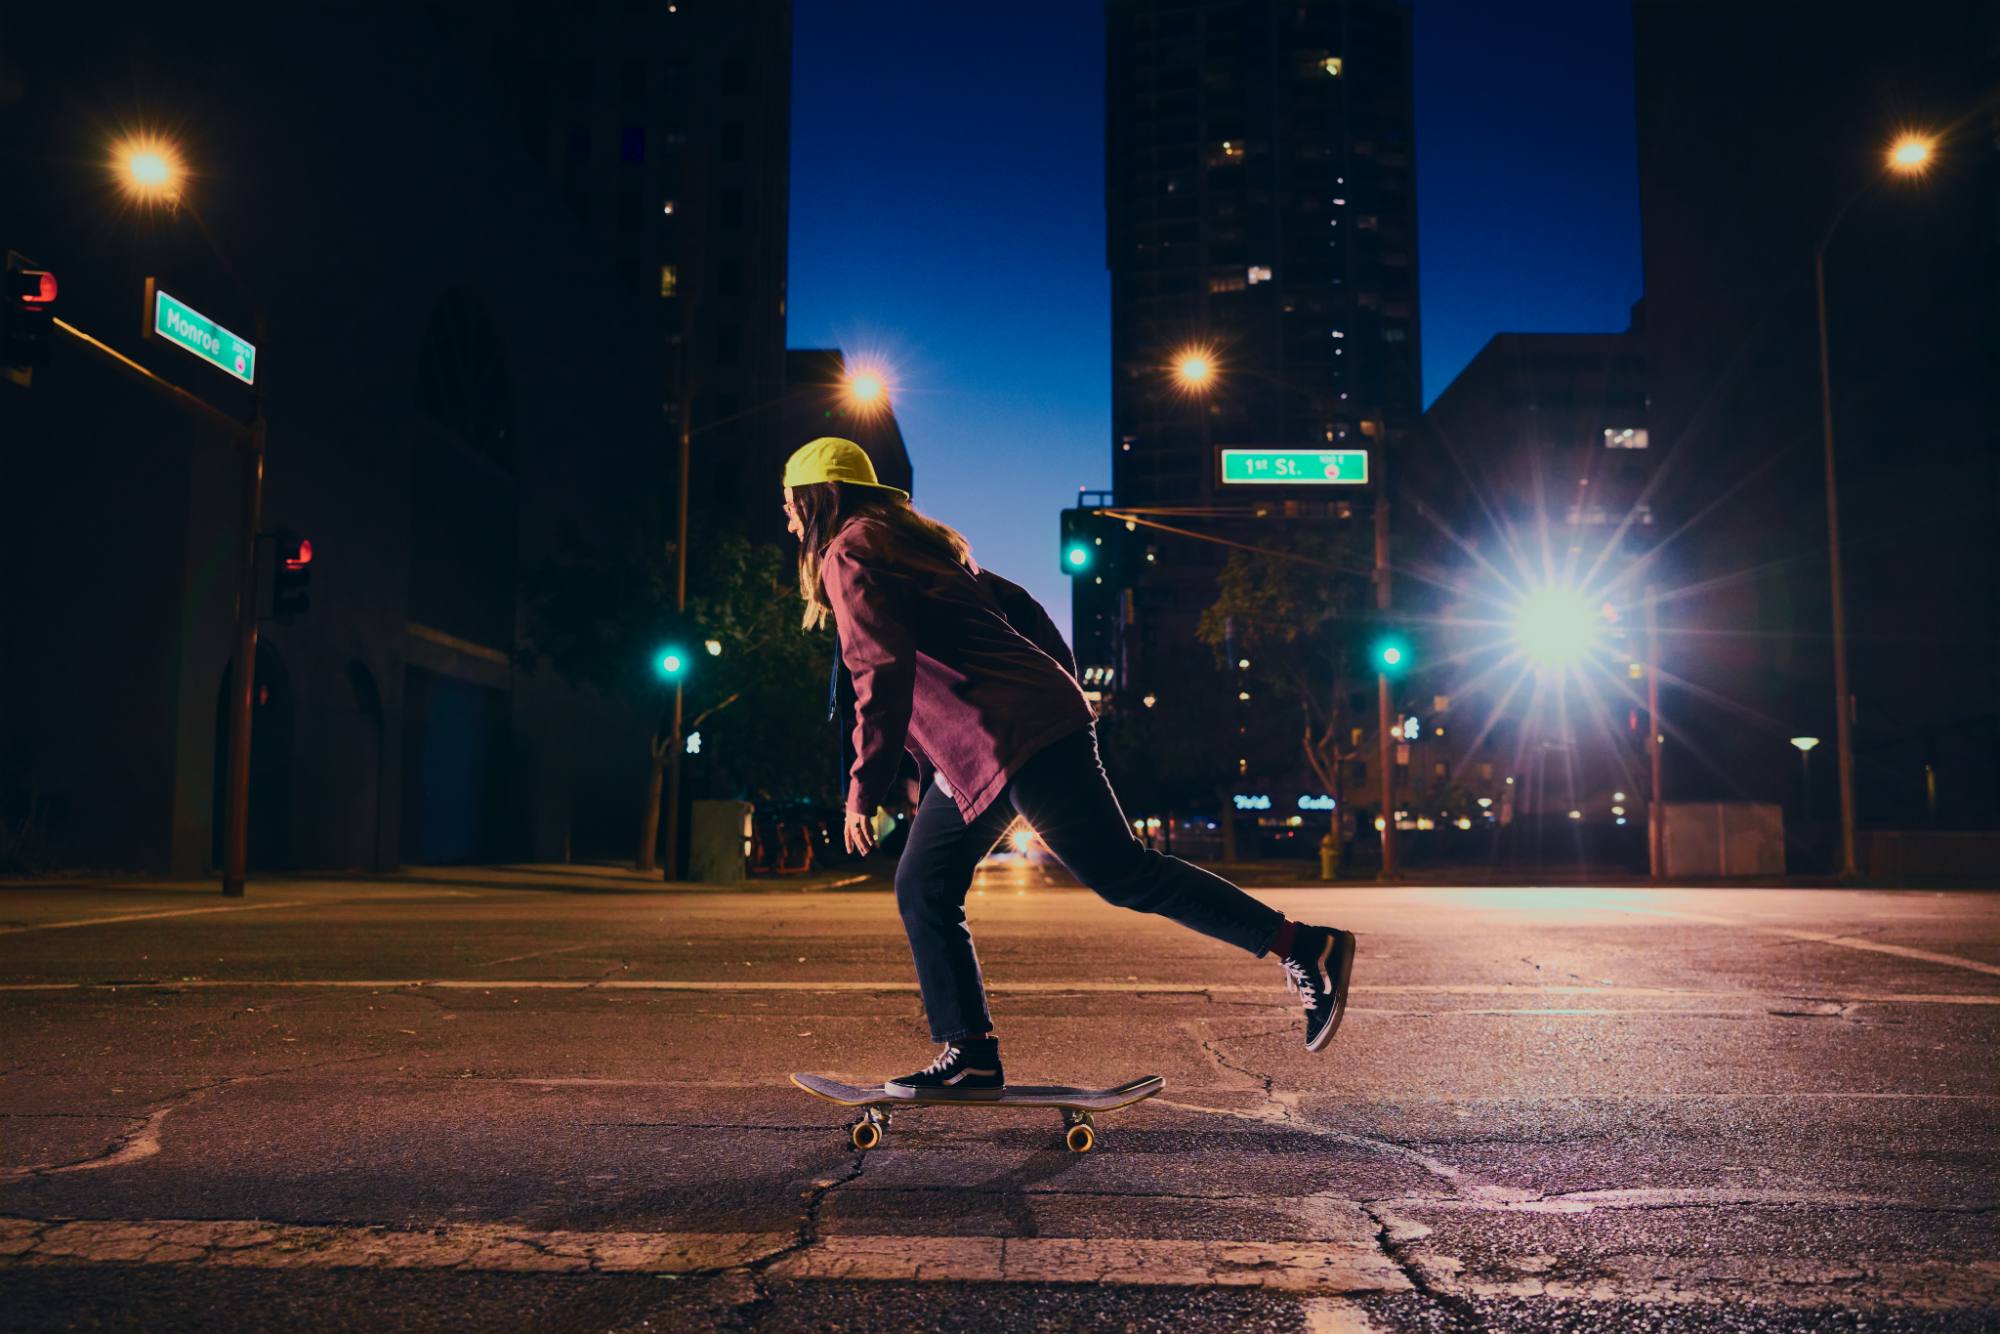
[1604,427,1649,449]
[1247,265,1273,284]
[658,264,678,297]
[1323,56,1343,77]
[1209,272,1247,293]
[1330,329,1345,338]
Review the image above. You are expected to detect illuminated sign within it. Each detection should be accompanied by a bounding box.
[146,282,256,384]
[1220,448,1368,485]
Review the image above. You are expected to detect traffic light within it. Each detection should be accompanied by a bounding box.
[271,530,312,617]
[654,645,690,681]
[3,258,57,387]
[1372,632,1413,675]
[1059,508,1094,575]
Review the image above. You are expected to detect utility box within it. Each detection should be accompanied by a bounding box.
[689,799,754,885]
[1662,802,1784,878]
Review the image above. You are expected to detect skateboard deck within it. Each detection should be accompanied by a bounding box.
[791,1072,1163,1153]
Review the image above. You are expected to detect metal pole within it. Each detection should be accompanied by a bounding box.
[1374,449,1397,882]
[662,389,693,880]
[1813,249,1861,879]
[221,404,265,896]
[1646,583,1664,881]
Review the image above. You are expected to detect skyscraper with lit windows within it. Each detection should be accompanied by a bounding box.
[1091,0,1420,773]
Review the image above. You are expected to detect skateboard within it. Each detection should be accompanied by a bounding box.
[790,1072,1164,1154]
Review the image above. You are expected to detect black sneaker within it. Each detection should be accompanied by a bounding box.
[1282,926,1356,1052]
[884,1040,1006,1100]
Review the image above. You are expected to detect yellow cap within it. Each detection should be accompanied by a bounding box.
[782,437,909,500]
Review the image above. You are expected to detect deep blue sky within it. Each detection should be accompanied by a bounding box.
[788,2,1642,628]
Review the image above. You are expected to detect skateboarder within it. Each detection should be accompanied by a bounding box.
[784,438,1356,1100]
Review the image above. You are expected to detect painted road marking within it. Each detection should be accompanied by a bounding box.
[0,978,1993,1005]
[2,1217,1993,1309]
[0,1218,1405,1293]
[0,902,302,936]
[1600,905,2000,978]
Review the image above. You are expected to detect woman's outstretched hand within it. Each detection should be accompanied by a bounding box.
[843,809,877,857]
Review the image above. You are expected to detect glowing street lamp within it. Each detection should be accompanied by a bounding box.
[115,137,183,202]
[1512,585,1601,668]
[1814,127,1939,878]
[1172,348,1215,390]
[843,368,887,411]
[1887,134,1934,174]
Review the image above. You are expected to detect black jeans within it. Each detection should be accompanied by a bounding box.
[895,726,1286,1043]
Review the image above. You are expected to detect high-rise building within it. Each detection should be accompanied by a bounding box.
[1633,0,1999,850]
[459,1,794,531]
[1093,0,1420,793]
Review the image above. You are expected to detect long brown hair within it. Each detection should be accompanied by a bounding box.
[792,482,976,630]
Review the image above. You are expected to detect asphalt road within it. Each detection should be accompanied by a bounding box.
[2,863,1996,1332]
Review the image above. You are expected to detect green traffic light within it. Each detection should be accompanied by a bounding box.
[655,646,689,680]
[1374,635,1413,674]
[1064,543,1092,571]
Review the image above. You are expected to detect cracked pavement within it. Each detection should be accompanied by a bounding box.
[1,870,1996,1331]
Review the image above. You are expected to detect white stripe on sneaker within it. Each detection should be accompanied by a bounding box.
[943,1068,998,1084]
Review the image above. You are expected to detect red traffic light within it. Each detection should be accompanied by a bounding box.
[9,270,56,306]
[283,538,313,571]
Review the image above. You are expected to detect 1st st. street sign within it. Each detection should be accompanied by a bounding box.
[1219,448,1369,485]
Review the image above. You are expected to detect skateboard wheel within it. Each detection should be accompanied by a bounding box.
[851,1119,881,1151]
[1065,1122,1094,1154]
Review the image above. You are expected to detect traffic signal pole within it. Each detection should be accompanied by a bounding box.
[43,314,262,895]
[1373,462,1398,882]
[221,398,265,896]
[1646,584,1664,881]
[662,377,693,881]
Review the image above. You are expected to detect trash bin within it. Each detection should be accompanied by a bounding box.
[690,799,754,885]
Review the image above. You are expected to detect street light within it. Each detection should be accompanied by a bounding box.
[1813,127,1937,879]
[115,134,267,898]
[843,367,889,414]
[1887,134,1934,174]
[1173,350,1215,390]
[1512,585,1601,668]
[115,137,183,202]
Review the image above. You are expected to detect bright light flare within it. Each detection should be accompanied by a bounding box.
[1008,828,1035,854]
[1512,585,1601,669]
[115,137,183,201]
[1172,348,1216,390]
[1887,133,1934,174]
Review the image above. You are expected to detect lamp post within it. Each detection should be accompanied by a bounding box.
[656,365,889,877]
[1812,130,1934,880]
[117,136,268,898]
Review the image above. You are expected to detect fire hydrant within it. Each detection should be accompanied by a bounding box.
[1318,831,1340,881]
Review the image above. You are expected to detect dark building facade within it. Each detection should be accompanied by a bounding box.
[456,1,795,536]
[1633,1,2000,841]
[1091,0,1420,806]
[1408,324,1655,829]
[0,7,669,873]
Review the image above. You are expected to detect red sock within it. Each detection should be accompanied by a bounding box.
[1267,919,1297,958]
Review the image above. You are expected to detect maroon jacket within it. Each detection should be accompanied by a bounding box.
[823,516,1093,823]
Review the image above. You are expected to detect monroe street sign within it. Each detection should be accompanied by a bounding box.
[1219,448,1368,485]
[145,281,256,385]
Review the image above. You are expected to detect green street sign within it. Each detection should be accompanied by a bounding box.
[148,284,256,385]
[1219,448,1369,485]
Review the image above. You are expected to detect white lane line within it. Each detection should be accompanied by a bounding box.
[0,902,303,936]
[1,978,1992,1005]
[1601,905,2000,978]
[469,942,609,969]
[0,1218,1407,1293]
